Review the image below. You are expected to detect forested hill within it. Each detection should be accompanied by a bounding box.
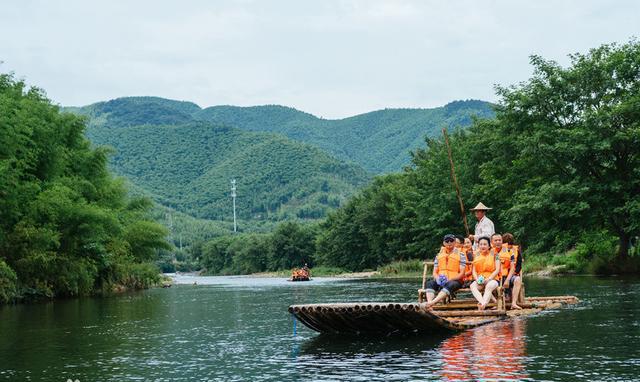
[196,100,494,173]
[72,97,494,173]
[78,115,371,222]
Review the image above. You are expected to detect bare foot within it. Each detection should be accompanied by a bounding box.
[511,303,522,310]
[478,303,486,311]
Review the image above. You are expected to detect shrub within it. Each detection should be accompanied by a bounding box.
[116,262,161,290]
[379,259,423,276]
[0,260,18,303]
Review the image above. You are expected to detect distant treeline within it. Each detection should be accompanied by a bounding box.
[0,74,171,303]
[198,40,640,275]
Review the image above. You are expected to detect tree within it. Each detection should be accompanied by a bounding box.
[0,73,170,300]
[494,40,640,259]
[267,222,316,270]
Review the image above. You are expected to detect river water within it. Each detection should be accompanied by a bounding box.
[0,275,638,381]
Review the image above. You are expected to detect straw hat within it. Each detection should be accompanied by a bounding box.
[470,202,492,211]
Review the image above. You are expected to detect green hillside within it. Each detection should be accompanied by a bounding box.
[195,100,494,173]
[68,96,493,242]
[72,96,494,174]
[80,118,370,222]
[71,96,201,127]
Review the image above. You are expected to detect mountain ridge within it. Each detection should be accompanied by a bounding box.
[71,96,494,173]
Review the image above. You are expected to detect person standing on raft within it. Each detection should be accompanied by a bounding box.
[425,234,467,308]
[468,202,495,250]
[470,236,501,310]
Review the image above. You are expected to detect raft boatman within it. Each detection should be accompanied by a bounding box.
[425,234,467,308]
[468,202,495,250]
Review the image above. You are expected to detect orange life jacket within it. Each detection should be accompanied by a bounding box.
[436,247,463,280]
[494,246,513,277]
[473,250,498,279]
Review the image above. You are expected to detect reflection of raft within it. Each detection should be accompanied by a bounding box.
[289,296,578,334]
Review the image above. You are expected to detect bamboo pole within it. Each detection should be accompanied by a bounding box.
[442,128,469,236]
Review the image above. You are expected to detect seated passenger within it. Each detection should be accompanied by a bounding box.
[470,236,501,310]
[502,233,523,310]
[491,233,515,301]
[454,235,463,249]
[462,237,474,287]
[425,234,467,307]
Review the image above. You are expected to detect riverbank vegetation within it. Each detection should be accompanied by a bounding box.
[314,40,640,275]
[0,74,171,303]
[197,40,639,276]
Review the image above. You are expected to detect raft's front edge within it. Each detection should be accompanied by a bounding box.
[288,302,491,334]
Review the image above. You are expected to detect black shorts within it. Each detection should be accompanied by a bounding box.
[501,275,519,290]
[502,275,520,296]
[426,279,462,295]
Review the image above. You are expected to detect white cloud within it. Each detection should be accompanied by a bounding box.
[1,0,638,118]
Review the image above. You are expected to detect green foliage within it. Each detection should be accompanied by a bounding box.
[0,260,18,303]
[267,222,317,270]
[379,259,424,276]
[201,236,236,275]
[316,174,415,271]
[200,221,316,275]
[196,101,494,173]
[306,266,348,276]
[112,262,163,291]
[78,116,371,222]
[0,74,169,301]
[68,96,200,127]
[124,221,172,262]
[318,40,640,274]
[65,95,490,257]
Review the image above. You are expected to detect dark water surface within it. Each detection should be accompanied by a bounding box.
[1,275,638,381]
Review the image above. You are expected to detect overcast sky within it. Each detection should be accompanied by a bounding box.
[1,1,638,118]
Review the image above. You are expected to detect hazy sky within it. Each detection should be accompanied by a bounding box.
[1,1,638,118]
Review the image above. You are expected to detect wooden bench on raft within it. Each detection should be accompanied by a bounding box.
[417,260,525,310]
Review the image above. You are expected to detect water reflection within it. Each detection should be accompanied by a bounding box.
[299,331,448,356]
[1,276,638,381]
[439,319,528,381]
[293,319,529,381]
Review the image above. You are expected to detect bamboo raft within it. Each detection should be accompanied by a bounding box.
[289,296,578,334]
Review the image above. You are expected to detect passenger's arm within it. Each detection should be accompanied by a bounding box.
[489,258,501,282]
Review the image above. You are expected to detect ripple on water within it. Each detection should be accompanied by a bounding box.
[0,276,639,381]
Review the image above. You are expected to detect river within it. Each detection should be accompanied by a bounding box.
[1,275,638,381]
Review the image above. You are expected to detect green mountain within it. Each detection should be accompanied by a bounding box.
[195,100,494,173]
[68,96,493,240]
[69,96,201,127]
[74,96,494,174]
[70,98,371,223]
